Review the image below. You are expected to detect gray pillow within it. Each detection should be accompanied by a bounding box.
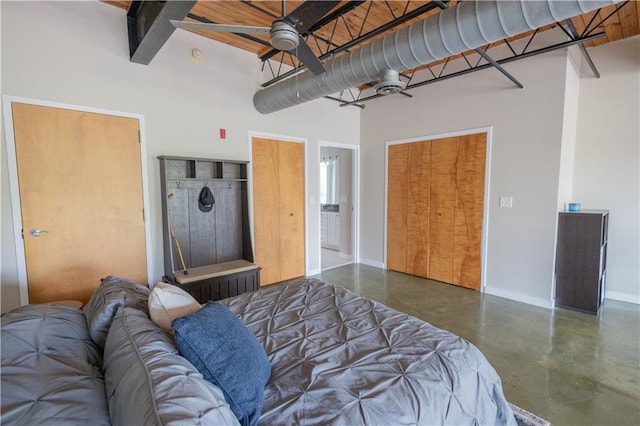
[83,275,150,348]
[103,306,239,426]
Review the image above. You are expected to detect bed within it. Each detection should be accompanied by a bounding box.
[221,278,516,425]
[1,276,517,425]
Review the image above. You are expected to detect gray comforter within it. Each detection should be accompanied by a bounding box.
[221,278,516,425]
[1,278,515,425]
[0,305,110,425]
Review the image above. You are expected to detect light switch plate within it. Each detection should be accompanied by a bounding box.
[499,196,513,208]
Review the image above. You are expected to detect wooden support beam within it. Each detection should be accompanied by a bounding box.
[127,0,197,65]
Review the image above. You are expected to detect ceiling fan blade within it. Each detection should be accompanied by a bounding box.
[284,0,341,33]
[170,20,271,35]
[290,37,326,74]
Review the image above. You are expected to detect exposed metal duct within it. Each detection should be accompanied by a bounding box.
[253,0,618,114]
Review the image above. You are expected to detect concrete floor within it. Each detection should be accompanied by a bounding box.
[321,247,353,270]
[312,264,640,426]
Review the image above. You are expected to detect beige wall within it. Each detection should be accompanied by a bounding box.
[0,1,360,312]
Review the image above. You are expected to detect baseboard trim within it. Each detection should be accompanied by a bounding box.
[358,258,384,269]
[484,286,554,309]
[605,291,640,305]
[307,268,322,277]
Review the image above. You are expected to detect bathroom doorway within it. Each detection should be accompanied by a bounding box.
[319,143,358,271]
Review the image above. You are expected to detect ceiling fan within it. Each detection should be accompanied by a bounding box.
[170,0,340,74]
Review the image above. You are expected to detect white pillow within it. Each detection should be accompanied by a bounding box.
[149,282,202,332]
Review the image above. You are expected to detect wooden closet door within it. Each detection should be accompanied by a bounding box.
[387,144,409,272]
[252,137,305,285]
[388,141,431,277]
[252,137,282,285]
[428,137,458,283]
[278,141,305,281]
[452,134,486,289]
[406,142,431,277]
[386,133,486,290]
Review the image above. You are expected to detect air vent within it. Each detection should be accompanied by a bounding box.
[372,69,406,95]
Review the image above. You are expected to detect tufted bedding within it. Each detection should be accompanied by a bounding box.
[0,305,111,425]
[221,278,516,425]
[1,277,516,425]
[1,277,239,426]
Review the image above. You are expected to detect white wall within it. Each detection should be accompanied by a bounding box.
[2,1,636,312]
[361,49,570,308]
[556,49,581,212]
[0,1,360,312]
[338,148,353,255]
[360,35,640,308]
[573,36,640,304]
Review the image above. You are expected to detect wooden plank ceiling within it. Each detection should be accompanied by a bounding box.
[107,1,639,92]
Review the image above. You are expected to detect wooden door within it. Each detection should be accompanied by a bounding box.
[12,103,148,304]
[406,142,431,277]
[452,134,486,289]
[386,133,486,290]
[252,137,305,285]
[277,140,305,281]
[386,144,409,272]
[387,142,431,276]
[429,138,458,283]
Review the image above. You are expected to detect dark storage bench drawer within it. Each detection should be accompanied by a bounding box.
[167,260,261,304]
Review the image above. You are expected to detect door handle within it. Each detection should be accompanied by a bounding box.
[29,229,50,237]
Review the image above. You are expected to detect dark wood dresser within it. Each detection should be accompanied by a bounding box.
[555,210,609,314]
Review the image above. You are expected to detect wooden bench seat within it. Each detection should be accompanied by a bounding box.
[174,259,259,284]
[170,260,261,303]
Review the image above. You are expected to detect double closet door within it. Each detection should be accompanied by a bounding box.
[252,137,305,286]
[387,133,486,290]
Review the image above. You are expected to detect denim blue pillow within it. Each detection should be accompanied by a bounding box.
[173,301,271,426]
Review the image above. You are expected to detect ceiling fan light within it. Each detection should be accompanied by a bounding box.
[270,20,299,51]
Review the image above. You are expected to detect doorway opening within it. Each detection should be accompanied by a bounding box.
[319,143,358,271]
